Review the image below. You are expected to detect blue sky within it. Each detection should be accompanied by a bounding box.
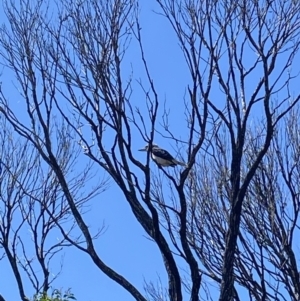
[0,2,189,301]
[1,1,300,301]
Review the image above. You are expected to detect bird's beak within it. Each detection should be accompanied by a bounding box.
[139,147,147,151]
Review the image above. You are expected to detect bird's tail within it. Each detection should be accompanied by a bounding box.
[173,159,187,167]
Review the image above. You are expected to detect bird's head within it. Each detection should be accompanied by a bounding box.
[139,143,159,152]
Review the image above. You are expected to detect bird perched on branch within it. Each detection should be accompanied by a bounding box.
[139,144,186,168]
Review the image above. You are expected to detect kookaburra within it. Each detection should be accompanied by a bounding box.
[139,144,186,168]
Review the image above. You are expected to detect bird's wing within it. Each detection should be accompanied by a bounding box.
[152,148,175,161]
